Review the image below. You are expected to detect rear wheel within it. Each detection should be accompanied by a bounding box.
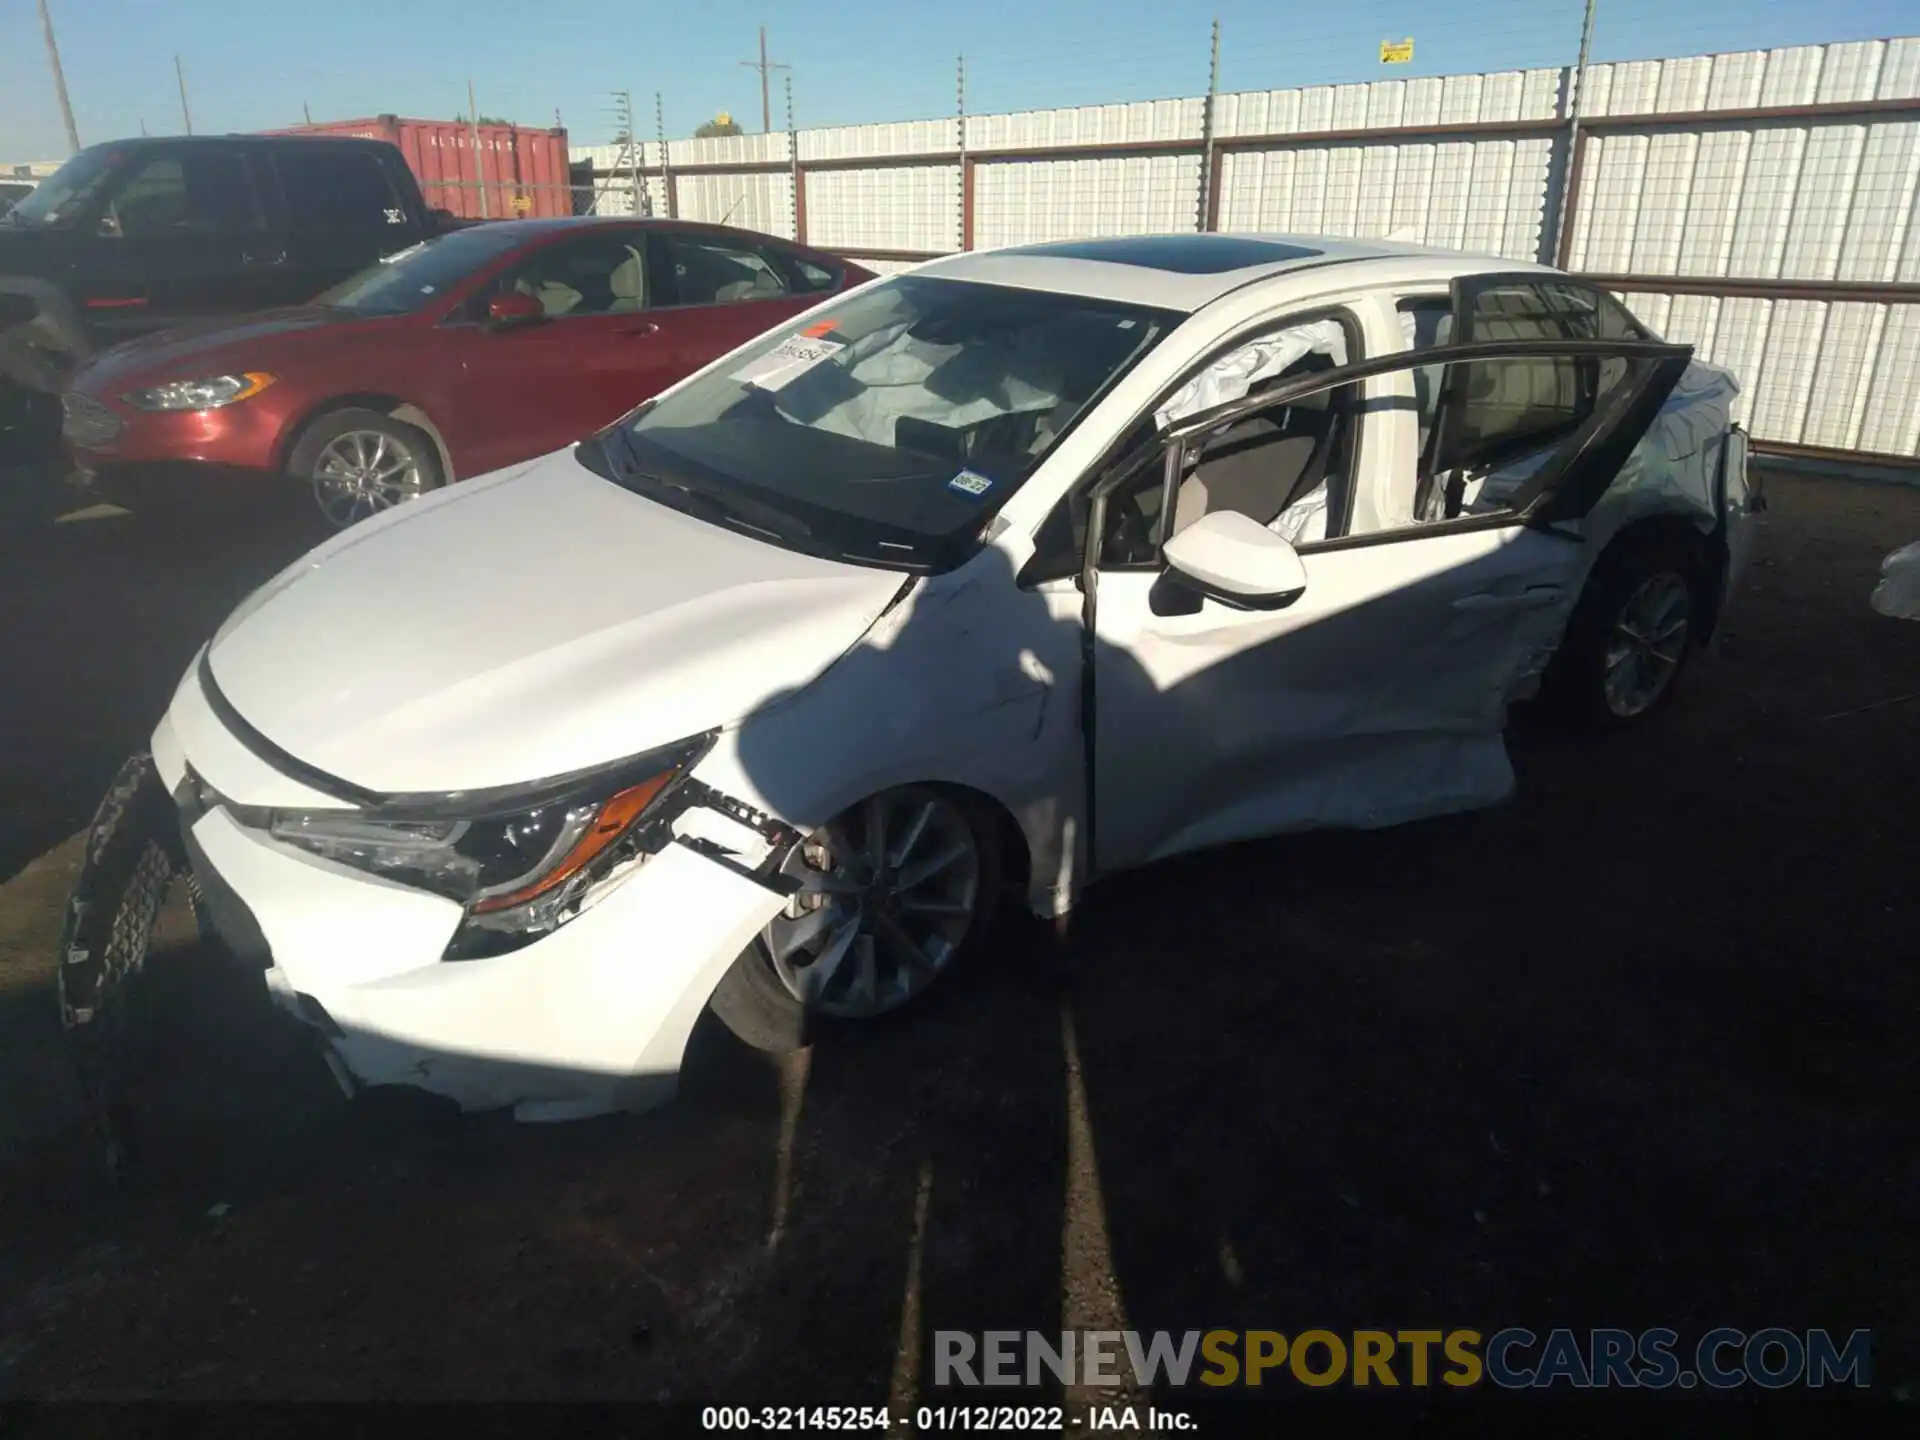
[287,408,443,531]
[1543,532,1706,729]
[705,785,1002,1053]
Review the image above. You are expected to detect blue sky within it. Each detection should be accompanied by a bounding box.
[2,0,1912,161]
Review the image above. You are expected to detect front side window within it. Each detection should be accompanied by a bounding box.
[313,225,534,316]
[589,275,1175,569]
[100,151,262,238]
[5,146,122,229]
[481,232,651,317]
[1101,317,1357,566]
[277,149,403,233]
[657,233,792,306]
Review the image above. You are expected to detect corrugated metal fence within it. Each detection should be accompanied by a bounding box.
[574,36,1920,461]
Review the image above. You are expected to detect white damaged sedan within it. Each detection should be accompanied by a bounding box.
[125,234,1761,1120]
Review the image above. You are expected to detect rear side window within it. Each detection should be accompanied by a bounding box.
[104,150,263,237]
[655,233,793,306]
[1459,278,1649,342]
[1414,280,1646,482]
[276,148,405,234]
[791,255,840,293]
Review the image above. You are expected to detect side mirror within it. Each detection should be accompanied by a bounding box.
[430,207,460,234]
[1160,510,1308,611]
[486,292,545,329]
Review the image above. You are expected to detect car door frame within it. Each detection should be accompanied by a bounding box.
[69,143,282,341]
[1069,307,1694,878]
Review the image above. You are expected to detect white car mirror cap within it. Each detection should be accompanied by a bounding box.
[1161,510,1308,611]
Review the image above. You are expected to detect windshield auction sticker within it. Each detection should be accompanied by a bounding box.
[732,333,846,392]
[948,469,994,498]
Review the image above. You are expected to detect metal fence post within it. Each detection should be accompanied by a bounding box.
[788,75,805,243]
[1548,0,1598,266]
[958,55,973,251]
[1197,18,1220,233]
[657,92,677,220]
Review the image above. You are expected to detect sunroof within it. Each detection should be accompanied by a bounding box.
[1010,235,1324,275]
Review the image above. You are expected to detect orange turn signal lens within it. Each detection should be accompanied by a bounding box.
[470,772,676,914]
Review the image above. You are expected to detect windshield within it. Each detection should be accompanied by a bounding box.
[5,147,123,229]
[593,276,1173,570]
[314,225,532,316]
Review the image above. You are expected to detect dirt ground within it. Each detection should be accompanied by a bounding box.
[0,458,1915,1425]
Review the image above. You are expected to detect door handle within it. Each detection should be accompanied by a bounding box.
[1452,586,1562,611]
[242,250,288,268]
[619,321,660,337]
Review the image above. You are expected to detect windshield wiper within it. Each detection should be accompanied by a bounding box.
[606,431,812,544]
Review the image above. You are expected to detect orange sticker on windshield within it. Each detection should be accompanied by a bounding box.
[801,319,838,337]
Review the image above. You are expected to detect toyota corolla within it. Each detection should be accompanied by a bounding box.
[71,234,1761,1120]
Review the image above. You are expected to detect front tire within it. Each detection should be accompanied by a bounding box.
[287,407,443,531]
[706,786,1003,1053]
[1543,533,1706,729]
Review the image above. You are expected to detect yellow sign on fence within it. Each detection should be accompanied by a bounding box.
[510,194,533,214]
[1380,38,1414,64]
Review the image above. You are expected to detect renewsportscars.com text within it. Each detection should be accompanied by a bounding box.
[934,1327,1871,1390]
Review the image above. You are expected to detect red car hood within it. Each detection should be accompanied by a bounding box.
[73,306,394,391]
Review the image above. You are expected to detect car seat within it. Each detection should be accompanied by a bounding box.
[607,247,648,312]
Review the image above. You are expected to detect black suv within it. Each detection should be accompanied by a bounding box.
[1,134,455,430]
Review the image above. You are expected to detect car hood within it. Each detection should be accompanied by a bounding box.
[75,306,383,389]
[203,447,909,794]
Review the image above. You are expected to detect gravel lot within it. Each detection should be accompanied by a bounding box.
[0,453,1915,1422]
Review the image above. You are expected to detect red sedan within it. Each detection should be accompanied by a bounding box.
[60,218,874,528]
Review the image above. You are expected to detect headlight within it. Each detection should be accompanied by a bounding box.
[123,372,276,411]
[266,734,713,957]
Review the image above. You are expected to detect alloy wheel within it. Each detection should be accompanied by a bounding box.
[1603,570,1691,718]
[311,429,427,529]
[762,788,982,1019]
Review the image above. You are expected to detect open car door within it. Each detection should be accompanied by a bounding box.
[1083,293,1693,878]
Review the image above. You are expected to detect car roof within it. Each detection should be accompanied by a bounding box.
[443,215,827,245]
[912,233,1554,313]
[88,134,399,153]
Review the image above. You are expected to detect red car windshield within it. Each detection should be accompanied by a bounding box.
[315,226,532,317]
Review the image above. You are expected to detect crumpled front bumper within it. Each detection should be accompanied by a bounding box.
[152,707,793,1122]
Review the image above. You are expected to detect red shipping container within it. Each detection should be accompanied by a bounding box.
[263,115,573,220]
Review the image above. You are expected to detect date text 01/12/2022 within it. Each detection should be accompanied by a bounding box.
[700,1405,1197,1431]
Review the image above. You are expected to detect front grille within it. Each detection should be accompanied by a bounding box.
[60,392,122,448]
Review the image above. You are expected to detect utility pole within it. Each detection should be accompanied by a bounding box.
[36,0,81,154]
[303,101,313,125]
[468,79,489,218]
[739,24,790,133]
[175,55,193,135]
